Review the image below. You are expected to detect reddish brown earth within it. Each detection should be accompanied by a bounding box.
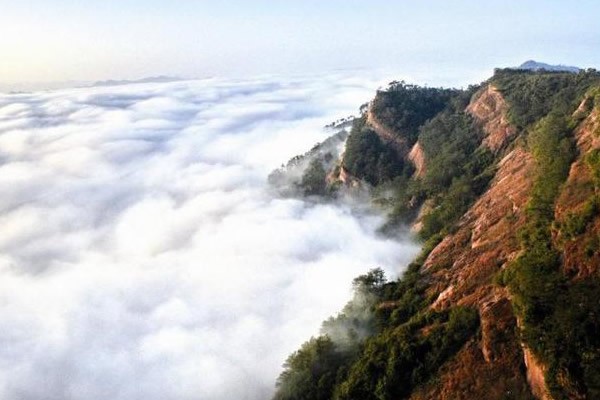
[523,347,552,400]
[404,85,539,398]
[406,92,600,399]
[408,141,426,178]
[337,166,361,187]
[554,103,600,279]
[412,290,534,400]
[424,146,535,309]
[407,145,537,399]
[406,87,551,399]
[467,85,518,153]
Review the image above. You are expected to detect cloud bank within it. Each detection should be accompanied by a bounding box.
[0,74,419,400]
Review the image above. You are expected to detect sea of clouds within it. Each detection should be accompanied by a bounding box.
[0,73,419,400]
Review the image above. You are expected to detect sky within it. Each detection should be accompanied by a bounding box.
[1,0,599,88]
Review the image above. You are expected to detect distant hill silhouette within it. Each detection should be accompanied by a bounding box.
[517,59,580,73]
[92,76,183,87]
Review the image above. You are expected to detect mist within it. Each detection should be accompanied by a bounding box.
[0,73,419,400]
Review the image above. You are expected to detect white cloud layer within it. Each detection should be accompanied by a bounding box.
[0,74,419,400]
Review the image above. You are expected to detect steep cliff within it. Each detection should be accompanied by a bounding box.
[555,98,600,279]
[467,84,517,153]
[273,67,600,400]
[413,74,600,400]
[408,141,426,178]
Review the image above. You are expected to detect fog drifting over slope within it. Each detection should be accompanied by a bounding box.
[0,74,419,400]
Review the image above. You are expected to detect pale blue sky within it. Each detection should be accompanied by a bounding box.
[1,0,599,86]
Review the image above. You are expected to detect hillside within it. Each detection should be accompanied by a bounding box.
[271,66,600,399]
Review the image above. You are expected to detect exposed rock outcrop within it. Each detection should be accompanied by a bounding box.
[337,166,361,187]
[412,288,533,400]
[408,141,426,178]
[417,102,600,398]
[410,199,434,233]
[467,85,517,153]
[412,146,536,398]
[523,347,552,400]
[554,102,600,279]
[573,100,600,153]
[424,147,535,306]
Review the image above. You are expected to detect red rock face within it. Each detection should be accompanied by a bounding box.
[406,145,537,400]
[406,87,551,399]
[574,102,600,153]
[337,166,361,187]
[410,98,600,399]
[554,104,600,279]
[405,84,546,396]
[421,87,534,356]
[523,347,552,400]
[467,85,517,153]
[408,141,426,178]
[411,288,534,400]
[424,147,535,309]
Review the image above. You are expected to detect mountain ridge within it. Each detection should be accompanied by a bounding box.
[91,75,184,87]
[271,66,600,400]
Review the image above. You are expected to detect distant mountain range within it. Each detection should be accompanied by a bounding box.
[517,60,581,73]
[92,76,184,87]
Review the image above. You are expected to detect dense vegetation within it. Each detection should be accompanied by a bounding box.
[370,81,459,144]
[274,269,388,400]
[300,158,328,196]
[492,68,600,128]
[411,112,494,239]
[336,306,478,400]
[274,262,480,400]
[499,113,600,398]
[385,92,494,239]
